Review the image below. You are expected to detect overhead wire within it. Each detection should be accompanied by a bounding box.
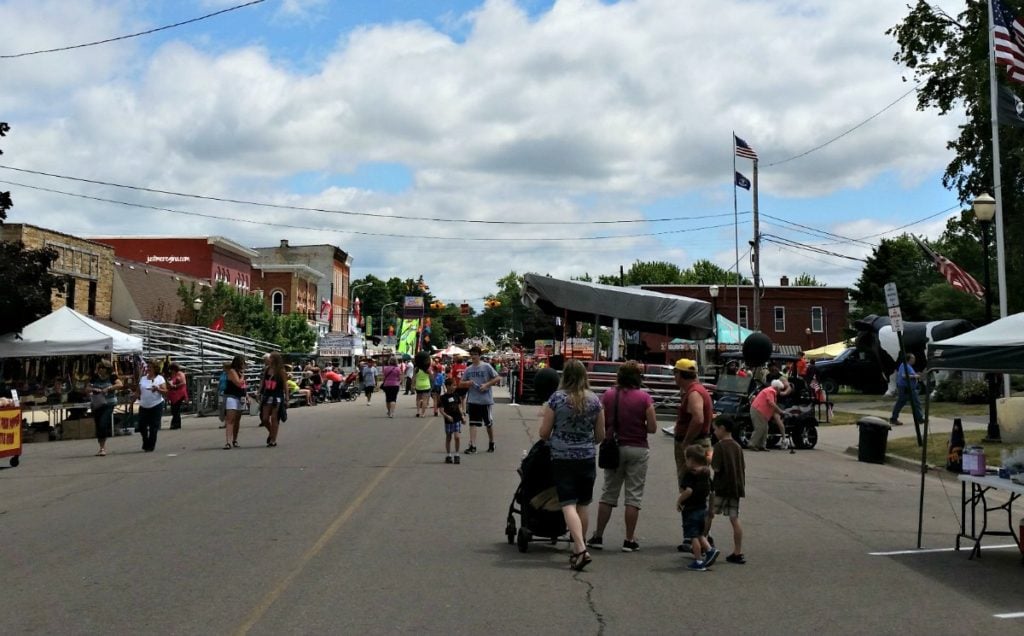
[0,0,265,59]
[760,234,868,263]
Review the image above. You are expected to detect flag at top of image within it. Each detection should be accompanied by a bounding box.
[734,135,758,160]
[994,0,1024,84]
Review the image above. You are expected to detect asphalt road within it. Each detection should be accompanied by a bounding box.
[3,391,1023,635]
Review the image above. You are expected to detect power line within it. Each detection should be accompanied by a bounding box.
[0,178,748,242]
[760,213,876,247]
[761,234,867,262]
[0,1,265,59]
[0,164,747,226]
[766,242,865,272]
[762,84,920,168]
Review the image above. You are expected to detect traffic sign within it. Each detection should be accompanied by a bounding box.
[884,282,900,309]
[887,306,904,333]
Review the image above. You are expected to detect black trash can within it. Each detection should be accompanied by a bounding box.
[857,416,892,464]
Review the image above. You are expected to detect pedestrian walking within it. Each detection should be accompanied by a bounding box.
[672,359,713,476]
[709,416,746,564]
[889,353,923,426]
[166,363,188,430]
[677,445,719,571]
[431,361,445,416]
[413,352,433,417]
[136,360,167,453]
[587,361,658,552]
[381,356,402,418]
[539,359,605,571]
[461,346,500,453]
[88,361,122,456]
[261,352,287,447]
[439,376,463,464]
[403,359,415,395]
[222,355,247,449]
[361,358,379,405]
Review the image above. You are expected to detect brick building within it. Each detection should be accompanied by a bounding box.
[92,236,256,292]
[642,278,851,361]
[253,240,352,332]
[252,264,324,330]
[1,223,115,320]
[110,260,209,327]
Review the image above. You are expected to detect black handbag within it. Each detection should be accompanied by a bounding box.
[597,390,620,470]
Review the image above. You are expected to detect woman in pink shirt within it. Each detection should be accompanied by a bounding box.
[749,379,786,451]
[380,356,403,418]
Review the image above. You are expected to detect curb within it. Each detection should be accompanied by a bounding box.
[843,445,934,472]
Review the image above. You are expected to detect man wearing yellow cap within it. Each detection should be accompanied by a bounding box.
[672,358,714,477]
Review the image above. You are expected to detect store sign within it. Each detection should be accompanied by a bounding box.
[146,255,191,264]
[0,408,21,455]
[403,296,425,318]
[318,334,361,356]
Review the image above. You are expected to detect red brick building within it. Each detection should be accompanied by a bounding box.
[252,264,324,322]
[642,279,851,361]
[92,236,256,292]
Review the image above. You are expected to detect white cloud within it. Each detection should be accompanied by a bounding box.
[0,0,965,302]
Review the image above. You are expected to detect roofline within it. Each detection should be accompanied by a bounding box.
[253,243,352,265]
[4,223,115,251]
[206,236,259,259]
[254,263,326,280]
[86,235,259,260]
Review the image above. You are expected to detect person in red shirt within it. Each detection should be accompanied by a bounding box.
[450,355,469,409]
[749,379,787,451]
[672,358,713,478]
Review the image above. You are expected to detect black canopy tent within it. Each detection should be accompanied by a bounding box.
[521,273,714,343]
[914,312,1024,547]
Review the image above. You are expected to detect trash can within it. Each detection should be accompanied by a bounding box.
[857,416,892,464]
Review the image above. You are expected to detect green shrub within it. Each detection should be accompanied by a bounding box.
[958,380,990,404]
[932,377,961,402]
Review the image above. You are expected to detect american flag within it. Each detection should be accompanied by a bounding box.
[734,135,758,160]
[912,236,986,300]
[994,0,1024,84]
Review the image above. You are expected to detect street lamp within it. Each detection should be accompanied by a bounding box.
[380,302,398,337]
[974,193,1000,442]
[192,297,203,327]
[709,285,720,364]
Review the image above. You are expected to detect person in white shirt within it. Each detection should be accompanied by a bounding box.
[136,360,168,452]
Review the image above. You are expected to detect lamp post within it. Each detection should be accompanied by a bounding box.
[380,302,398,338]
[192,297,203,327]
[974,193,1001,442]
[348,282,371,334]
[709,285,720,365]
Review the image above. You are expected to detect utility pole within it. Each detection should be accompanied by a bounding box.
[751,158,760,331]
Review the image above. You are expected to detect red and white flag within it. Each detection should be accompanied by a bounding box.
[994,0,1024,84]
[318,297,332,323]
[912,236,985,300]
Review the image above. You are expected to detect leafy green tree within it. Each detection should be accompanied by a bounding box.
[919,282,985,323]
[889,0,1024,312]
[681,259,750,285]
[793,273,824,286]
[0,240,66,334]
[278,312,317,352]
[850,235,942,321]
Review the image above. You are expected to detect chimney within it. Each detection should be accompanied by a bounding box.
[780,275,789,286]
[280,239,289,248]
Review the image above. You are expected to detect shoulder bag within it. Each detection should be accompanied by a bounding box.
[598,389,621,470]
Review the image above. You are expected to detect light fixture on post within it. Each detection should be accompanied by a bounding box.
[708,285,720,363]
[380,302,398,338]
[348,281,371,334]
[192,297,203,327]
[973,193,1000,442]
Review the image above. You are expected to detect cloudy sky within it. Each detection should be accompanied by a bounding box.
[0,0,969,307]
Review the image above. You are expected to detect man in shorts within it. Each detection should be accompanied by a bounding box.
[461,346,499,454]
[360,358,379,406]
[672,358,713,477]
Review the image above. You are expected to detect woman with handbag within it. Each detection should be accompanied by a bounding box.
[539,359,605,571]
[588,361,658,552]
[89,361,122,456]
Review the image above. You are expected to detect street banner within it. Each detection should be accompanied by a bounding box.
[397,318,420,356]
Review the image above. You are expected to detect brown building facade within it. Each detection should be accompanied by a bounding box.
[253,240,352,332]
[253,264,324,324]
[93,236,256,292]
[1,223,115,320]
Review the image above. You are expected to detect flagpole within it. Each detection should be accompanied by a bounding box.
[733,132,741,327]
[752,158,761,331]
[988,0,1012,397]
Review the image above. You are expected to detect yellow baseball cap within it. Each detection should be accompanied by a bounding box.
[674,358,698,373]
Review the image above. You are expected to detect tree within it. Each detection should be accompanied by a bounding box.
[681,259,750,285]
[793,273,824,286]
[850,235,943,321]
[278,312,318,352]
[889,0,1024,313]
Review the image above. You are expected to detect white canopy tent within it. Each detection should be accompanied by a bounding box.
[0,307,144,358]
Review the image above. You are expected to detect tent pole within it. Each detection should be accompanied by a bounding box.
[917,370,932,549]
[593,314,600,361]
[611,318,620,361]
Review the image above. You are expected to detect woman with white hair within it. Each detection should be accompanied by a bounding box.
[748,379,787,451]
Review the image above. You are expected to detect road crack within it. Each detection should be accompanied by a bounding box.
[573,572,607,635]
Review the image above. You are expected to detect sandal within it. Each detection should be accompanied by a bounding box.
[223,443,231,450]
[569,550,592,572]
[232,441,239,448]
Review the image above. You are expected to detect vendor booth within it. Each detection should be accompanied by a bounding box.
[918,312,1024,560]
[0,307,144,444]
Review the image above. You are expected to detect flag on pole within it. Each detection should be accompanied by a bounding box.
[734,135,758,160]
[318,297,332,323]
[912,236,985,300]
[998,84,1024,127]
[734,171,751,190]
[994,0,1024,84]
[210,316,225,331]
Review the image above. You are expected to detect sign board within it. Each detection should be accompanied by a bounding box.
[0,408,21,458]
[883,282,900,309]
[318,334,361,357]
[403,296,425,318]
[887,306,904,334]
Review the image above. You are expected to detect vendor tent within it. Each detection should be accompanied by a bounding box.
[671,314,753,346]
[0,307,144,357]
[436,344,470,357]
[521,274,714,340]
[804,340,851,360]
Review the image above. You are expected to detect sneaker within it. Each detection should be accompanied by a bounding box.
[487,443,495,453]
[465,446,477,454]
[445,456,453,464]
[687,560,707,571]
[453,455,460,464]
[621,540,640,553]
[587,536,603,550]
[726,553,746,564]
[704,547,720,567]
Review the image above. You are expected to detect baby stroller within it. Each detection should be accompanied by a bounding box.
[505,439,570,552]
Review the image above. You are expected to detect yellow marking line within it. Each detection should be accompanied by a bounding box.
[234,417,433,635]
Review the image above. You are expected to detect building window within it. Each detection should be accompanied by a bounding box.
[811,306,824,333]
[774,306,786,332]
[65,276,76,310]
[271,290,284,315]
[737,306,748,329]
[88,281,97,315]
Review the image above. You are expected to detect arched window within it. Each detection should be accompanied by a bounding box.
[271,290,285,315]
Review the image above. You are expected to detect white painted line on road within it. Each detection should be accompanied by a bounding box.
[994,612,1024,619]
[869,544,1018,556]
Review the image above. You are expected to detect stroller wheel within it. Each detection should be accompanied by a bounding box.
[505,517,517,545]
[517,528,531,553]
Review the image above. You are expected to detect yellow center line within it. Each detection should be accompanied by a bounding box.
[234,417,433,636]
